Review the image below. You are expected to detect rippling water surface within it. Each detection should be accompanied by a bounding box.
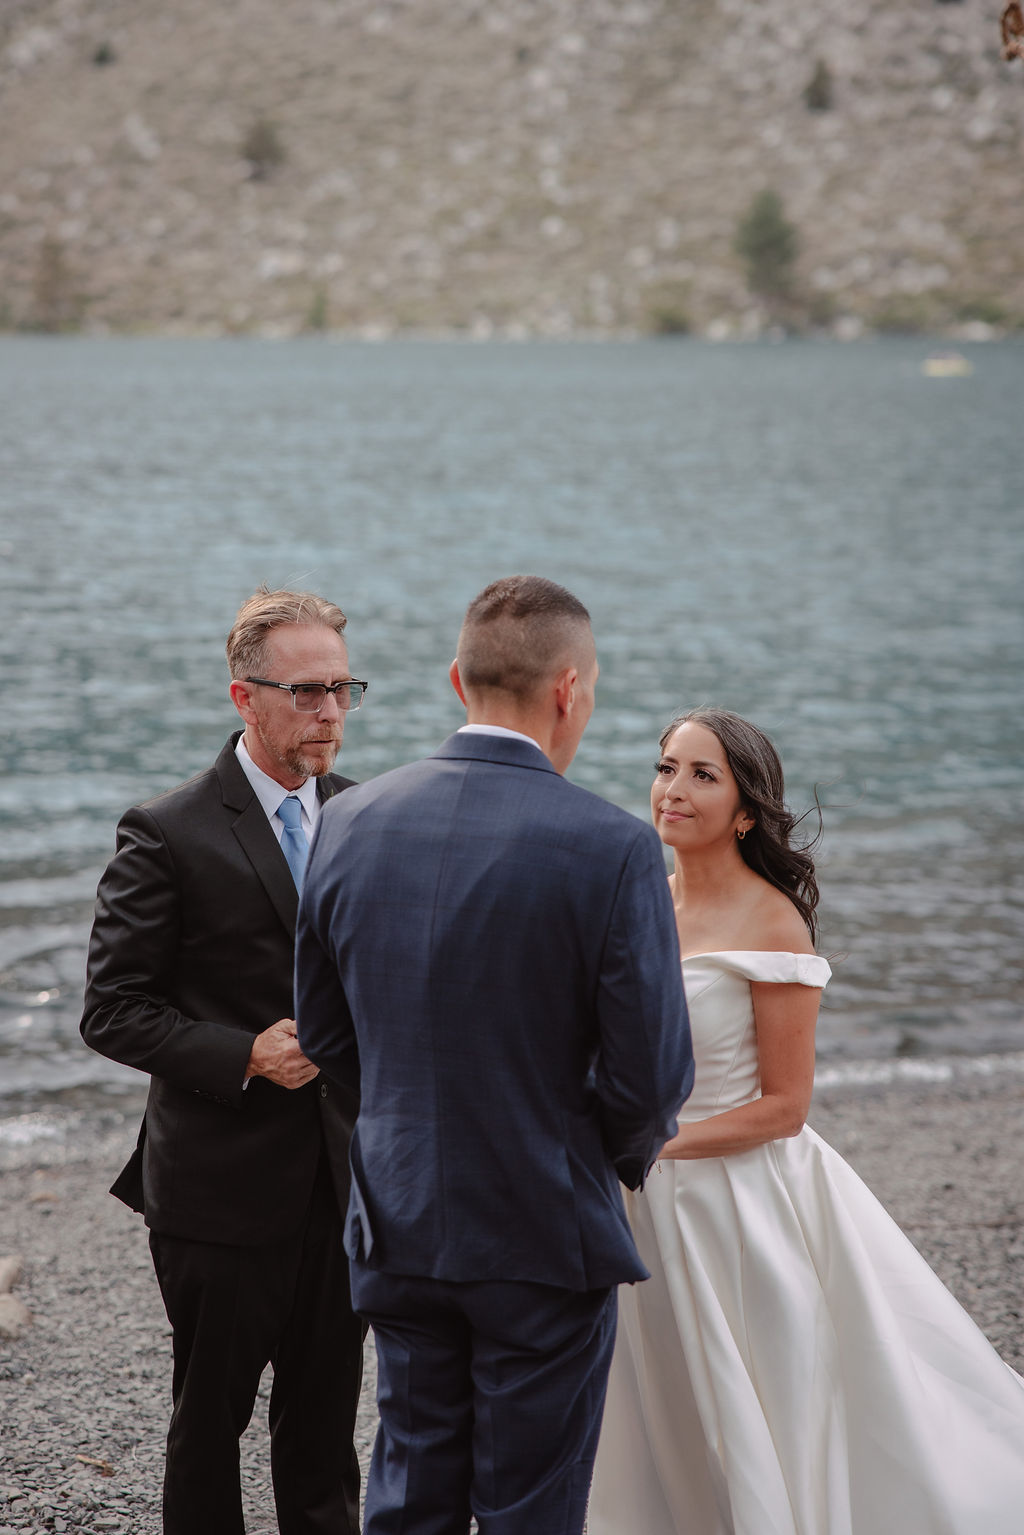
[1,335,1022,1107]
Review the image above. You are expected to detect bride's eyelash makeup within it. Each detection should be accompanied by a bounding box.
[654,761,718,782]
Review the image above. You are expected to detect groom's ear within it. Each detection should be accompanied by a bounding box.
[449,658,468,707]
[553,665,579,719]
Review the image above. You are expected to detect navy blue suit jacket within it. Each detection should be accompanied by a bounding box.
[296,731,693,1292]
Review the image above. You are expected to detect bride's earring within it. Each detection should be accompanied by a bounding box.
[737,826,749,841]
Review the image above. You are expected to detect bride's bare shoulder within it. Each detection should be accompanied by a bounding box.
[747,881,815,956]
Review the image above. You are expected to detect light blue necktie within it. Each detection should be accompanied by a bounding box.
[278,795,309,889]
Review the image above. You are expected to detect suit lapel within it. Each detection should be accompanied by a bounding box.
[215,736,299,936]
[233,793,299,934]
[213,736,356,938]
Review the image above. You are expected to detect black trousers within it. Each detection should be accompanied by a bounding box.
[149,1157,365,1535]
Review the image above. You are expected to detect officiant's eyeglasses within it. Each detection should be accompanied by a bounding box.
[246,677,369,712]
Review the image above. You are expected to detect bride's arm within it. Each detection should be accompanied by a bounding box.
[656,981,820,1160]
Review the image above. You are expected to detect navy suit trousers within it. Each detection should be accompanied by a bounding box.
[352,1265,618,1535]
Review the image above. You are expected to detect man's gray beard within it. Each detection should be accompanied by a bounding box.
[256,719,341,780]
[286,740,340,778]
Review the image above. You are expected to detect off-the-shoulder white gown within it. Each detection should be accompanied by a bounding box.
[588,952,1024,1535]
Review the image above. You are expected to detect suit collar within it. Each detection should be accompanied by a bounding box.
[431,731,558,774]
[216,732,257,811]
[457,723,542,751]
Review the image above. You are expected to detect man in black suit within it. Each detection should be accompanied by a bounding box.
[81,587,366,1535]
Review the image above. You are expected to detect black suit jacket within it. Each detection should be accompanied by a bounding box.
[81,733,358,1246]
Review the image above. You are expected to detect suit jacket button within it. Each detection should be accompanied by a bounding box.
[319,1082,328,1098]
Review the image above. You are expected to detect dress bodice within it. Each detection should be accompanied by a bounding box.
[677,951,831,1122]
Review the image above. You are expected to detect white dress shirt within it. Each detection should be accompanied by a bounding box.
[235,735,321,839]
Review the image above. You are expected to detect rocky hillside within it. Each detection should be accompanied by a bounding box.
[1,0,1022,336]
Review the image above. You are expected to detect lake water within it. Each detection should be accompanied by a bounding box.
[1,335,1022,1113]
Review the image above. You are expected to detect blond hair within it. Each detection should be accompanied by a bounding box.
[226,586,347,679]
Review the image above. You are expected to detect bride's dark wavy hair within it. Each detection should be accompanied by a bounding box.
[660,707,821,942]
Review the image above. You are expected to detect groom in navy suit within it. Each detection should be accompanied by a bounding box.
[296,575,693,1534]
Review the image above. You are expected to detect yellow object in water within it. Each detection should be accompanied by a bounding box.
[922,352,974,378]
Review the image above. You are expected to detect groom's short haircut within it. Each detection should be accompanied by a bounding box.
[458,575,592,700]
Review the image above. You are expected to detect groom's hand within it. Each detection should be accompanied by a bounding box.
[245,1017,321,1089]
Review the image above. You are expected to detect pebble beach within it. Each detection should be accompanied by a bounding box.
[1,1074,1022,1535]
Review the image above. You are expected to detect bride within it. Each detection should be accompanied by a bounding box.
[588,708,1024,1535]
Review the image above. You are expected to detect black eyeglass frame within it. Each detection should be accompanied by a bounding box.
[245,677,369,713]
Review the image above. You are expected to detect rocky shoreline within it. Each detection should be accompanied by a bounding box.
[1,1075,1021,1534]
